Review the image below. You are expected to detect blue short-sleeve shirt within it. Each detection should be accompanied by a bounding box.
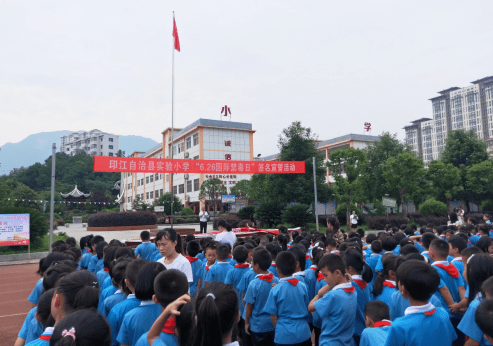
[244,274,280,333]
[205,262,233,284]
[352,279,372,336]
[135,331,178,346]
[225,265,251,315]
[458,297,493,345]
[18,307,37,340]
[135,242,159,261]
[27,279,44,305]
[360,324,392,346]
[188,258,204,297]
[108,295,141,346]
[388,290,442,321]
[117,302,162,346]
[87,254,98,273]
[102,291,126,317]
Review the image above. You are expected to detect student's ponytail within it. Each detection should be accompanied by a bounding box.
[372,254,397,297]
[361,263,373,283]
[344,249,373,283]
[277,234,288,251]
[194,282,239,346]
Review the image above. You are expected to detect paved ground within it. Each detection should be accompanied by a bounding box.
[0,263,38,345]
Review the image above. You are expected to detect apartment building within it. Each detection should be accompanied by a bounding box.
[61,130,119,157]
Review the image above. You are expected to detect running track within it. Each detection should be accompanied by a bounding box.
[0,264,38,346]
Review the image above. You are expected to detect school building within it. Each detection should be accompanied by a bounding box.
[117,119,255,212]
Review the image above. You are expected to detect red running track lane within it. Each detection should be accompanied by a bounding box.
[0,264,39,346]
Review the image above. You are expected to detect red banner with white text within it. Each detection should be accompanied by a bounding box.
[93,156,305,174]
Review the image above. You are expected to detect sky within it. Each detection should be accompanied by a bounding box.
[1,0,492,157]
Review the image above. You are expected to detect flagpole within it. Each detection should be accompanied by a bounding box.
[170,11,175,229]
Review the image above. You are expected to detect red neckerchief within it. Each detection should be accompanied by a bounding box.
[317,273,324,281]
[162,318,176,334]
[271,263,276,267]
[86,250,91,253]
[39,335,51,341]
[383,281,396,288]
[206,265,211,272]
[187,256,199,263]
[331,251,340,255]
[353,279,367,290]
[234,264,249,268]
[434,263,459,279]
[104,268,109,273]
[373,321,391,328]
[258,273,274,282]
[343,286,355,293]
[306,255,310,260]
[286,278,299,286]
[228,255,233,259]
[424,309,437,316]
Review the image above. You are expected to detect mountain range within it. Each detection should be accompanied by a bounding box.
[0,131,159,175]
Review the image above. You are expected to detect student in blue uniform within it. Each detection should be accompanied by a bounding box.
[86,236,105,273]
[117,262,165,346]
[383,260,457,346]
[344,249,373,343]
[244,248,279,346]
[200,243,216,287]
[388,254,443,320]
[289,245,307,284]
[429,239,466,344]
[419,232,438,264]
[101,259,131,317]
[94,241,107,273]
[27,258,46,307]
[225,245,251,325]
[474,297,493,345]
[375,237,398,273]
[360,301,392,346]
[186,240,205,297]
[458,255,493,346]
[205,243,233,285]
[134,231,158,260]
[300,239,312,270]
[393,232,406,256]
[372,254,398,306]
[311,251,327,346]
[49,309,112,346]
[25,289,55,346]
[108,258,148,346]
[266,243,281,279]
[264,251,311,346]
[97,246,118,292]
[305,247,325,301]
[309,253,357,346]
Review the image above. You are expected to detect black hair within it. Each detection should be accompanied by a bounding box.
[475,299,493,340]
[125,258,149,289]
[300,240,310,253]
[156,228,183,254]
[371,240,382,254]
[43,252,72,270]
[396,260,440,301]
[467,255,493,306]
[278,225,288,234]
[215,244,230,261]
[288,246,306,271]
[356,228,365,239]
[480,225,493,236]
[90,235,105,247]
[291,231,299,240]
[364,300,390,322]
[52,240,66,250]
[448,235,467,253]
[482,277,493,299]
[37,288,55,328]
[319,253,346,275]
[429,239,450,259]
[394,232,406,245]
[399,238,413,248]
[195,282,238,346]
[103,246,119,272]
[217,219,232,232]
[421,233,437,250]
[265,243,281,261]
[276,234,288,251]
[49,309,111,346]
[135,262,166,301]
[115,247,135,260]
[56,271,100,312]
[80,236,89,250]
[373,254,397,297]
[344,249,373,282]
[112,259,131,292]
[154,269,189,307]
[381,237,397,252]
[36,258,47,276]
[366,234,377,245]
[339,242,349,252]
[185,234,196,242]
[293,235,303,244]
[69,248,82,261]
[252,248,272,271]
[276,251,297,276]
[108,239,123,247]
[140,230,150,241]
[404,227,415,236]
[327,216,340,231]
[400,244,419,256]
[95,241,108,260]
[65,237,76,248]
[449,212,458,224]
[232,245,249,264]
[43,263,77,291]
[476,237,493,255]
[461,246,483,257]
[176,302,195,346]
[187,240,201,258]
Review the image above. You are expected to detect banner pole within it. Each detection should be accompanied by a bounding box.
[170,11,175,229]
[49,144,56,253]
[313,157,319,231]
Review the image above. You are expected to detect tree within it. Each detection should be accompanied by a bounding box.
[254,202,285,227]
[116,150,125,157]
[466,160,493,204]
[282,204,312,227]
[426,160,461,212]
[153,193,183,215]
[362,132,412,203]
[441,129,489,208]
[199,178,227,225]
[382,152,426,218]
[132,196,145,211]
[247,174,271,204]
[328,147,368,229]
[230,180,251,200]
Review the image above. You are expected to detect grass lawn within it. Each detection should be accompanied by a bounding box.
[0,232,69,255]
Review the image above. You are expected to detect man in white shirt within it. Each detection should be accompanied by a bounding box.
[199,206,209,234]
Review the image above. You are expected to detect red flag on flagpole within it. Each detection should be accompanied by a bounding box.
[173,18,180,52]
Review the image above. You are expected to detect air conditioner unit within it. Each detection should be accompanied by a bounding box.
[184,152,189,158]
[185,195,191,202]
[184,173,189,180]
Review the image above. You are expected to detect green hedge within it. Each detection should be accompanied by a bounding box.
[87,211,157,227]
[419,199,447,216]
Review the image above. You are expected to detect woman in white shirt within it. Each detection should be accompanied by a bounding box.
[214,219,236,248]
[156,229,193,284]
[350,210,359,229]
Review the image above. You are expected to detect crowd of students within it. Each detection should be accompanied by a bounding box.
[14,212,493,346]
